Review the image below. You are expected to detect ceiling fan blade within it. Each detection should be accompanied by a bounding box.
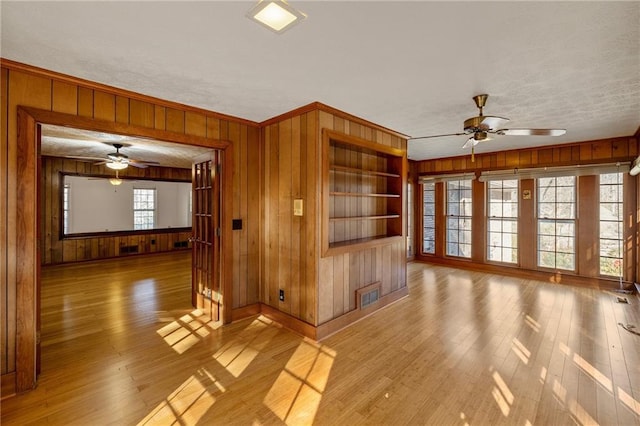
[128,162,148,169]
[61,155,107,162]
[462,137,480,149]
[129,159,160,168]
[497,128,566,136]
[409,132,466,140]
[479,116,509,130]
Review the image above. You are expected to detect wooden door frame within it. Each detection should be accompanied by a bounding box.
[15,106,234,392]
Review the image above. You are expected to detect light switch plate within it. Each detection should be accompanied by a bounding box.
[294,199,303,216]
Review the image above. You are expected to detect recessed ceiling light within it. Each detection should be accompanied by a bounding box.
[247,0,306,34]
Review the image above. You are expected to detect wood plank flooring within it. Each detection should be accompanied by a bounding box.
[2,252,640,425]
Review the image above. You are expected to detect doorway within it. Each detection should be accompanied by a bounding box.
[15,106,233,392]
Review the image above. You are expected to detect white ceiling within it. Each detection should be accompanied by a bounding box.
[40,124,211,169]
[2,1,639,161]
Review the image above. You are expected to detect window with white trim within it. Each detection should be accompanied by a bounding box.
[407,181,414,257]
[446,179,472,258]
[133,188,156,230]
[599,172,623,277]
[537,176,576,270]
[422,181,436,254]
[63,183,70,234]
[487,179,518,264]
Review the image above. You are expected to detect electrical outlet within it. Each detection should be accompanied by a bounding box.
[279,289,285,301]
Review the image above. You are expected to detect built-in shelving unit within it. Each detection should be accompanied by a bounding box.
[322,130,406,256]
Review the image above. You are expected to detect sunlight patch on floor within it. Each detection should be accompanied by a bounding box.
[263,338,336,425]
[552,378,599,425]
[572,353,612,392]
[213,316,280,377]
[156,309,219,354]
[617,387,640,416]
[137,367,222,425]
[524,314,541,332]
[491,369,514,417]
[511,337,531,365]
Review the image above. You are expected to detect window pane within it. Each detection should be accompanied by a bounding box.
[555,203,575,219]
[536,177,575,271]
[448,202,460,216]
[556,253,575,270]
[488,219,502,232]
[538,235,556,252]
[446,179,472,258]
[538,220,555,235]
[556,187,575,203]
[600,257,622,277]
[538,202,555,219]
[424,204,435,216]
[486,179,518,264]
[133,188,156,230]
[599,173,623,276]
[422,182,436,254]
[600,239,621,258]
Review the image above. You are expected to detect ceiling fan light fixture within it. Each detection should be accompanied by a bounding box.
[105,161,128,170]
[630,156,640,176]
[109,178,123,186]
[247,0,306,33]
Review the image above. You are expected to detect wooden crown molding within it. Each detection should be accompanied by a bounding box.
[260,101,410,140]
[415,135,638,173]
[0,58,260,128]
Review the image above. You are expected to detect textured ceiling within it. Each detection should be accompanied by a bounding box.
[2,1,639,161]
[40,125,210,169]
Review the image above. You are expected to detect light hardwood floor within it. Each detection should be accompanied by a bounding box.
[1,252,639,425]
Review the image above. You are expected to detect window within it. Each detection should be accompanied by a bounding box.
[63,183,70,234]
[133,188,156,230]
[599,173,623,277]
[407,181,413,257]
[537,176,576,270]
[487,179,518,263]
[446,179,472,258]
[422,181,436,254]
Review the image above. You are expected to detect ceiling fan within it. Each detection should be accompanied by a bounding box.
[410,94,566,160]
[91,143,160,170]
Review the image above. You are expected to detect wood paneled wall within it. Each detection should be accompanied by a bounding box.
[412,136,639,288]
[262,111,318,325]
[40,156,192,265]
[262,104,408,330]
[1,63,261,378]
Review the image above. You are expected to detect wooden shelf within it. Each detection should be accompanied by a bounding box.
[326,235,405,256]
[330,165,400,178]
[330,192,400,198]
[322,129,406,257]
[329,214,400,222]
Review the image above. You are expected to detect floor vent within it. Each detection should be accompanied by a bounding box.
[357,282,382,310]
[616,296,629,304]
[119,245,139,254]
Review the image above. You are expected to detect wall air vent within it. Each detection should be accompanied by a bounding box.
[119,245,139,254]
[357,282,382,310]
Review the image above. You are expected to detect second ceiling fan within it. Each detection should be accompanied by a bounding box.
[411,94,566,160]
[96,143,160,170]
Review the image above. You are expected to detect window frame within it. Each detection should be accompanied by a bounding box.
[133,187,157,231]
[63,183,70,235]
[486,179,519,265]
[598,172,624,278]
[536,176,577,271]
[445,179,473,259]
[422,181,436,255]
